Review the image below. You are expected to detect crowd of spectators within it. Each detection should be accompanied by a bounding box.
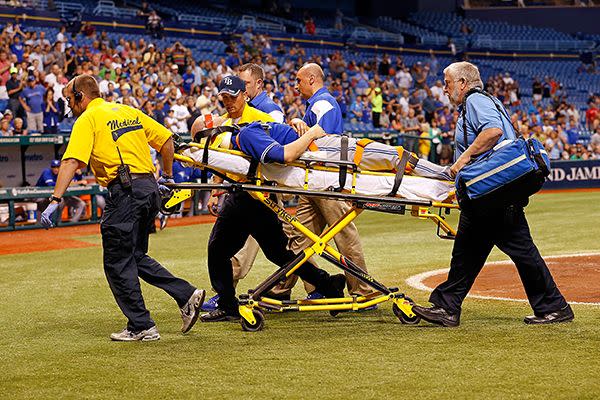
[0,12,599,165]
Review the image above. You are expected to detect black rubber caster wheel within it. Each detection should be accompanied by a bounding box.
[160,197,181,215]
[393,302,421,325]
[240,309,265,332]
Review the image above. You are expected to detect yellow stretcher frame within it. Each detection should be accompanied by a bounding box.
[168,148,459,331]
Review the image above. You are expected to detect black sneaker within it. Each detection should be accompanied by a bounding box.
[412,305,460,327]
[323,274,346,298]
[524,304,574,325]
[200,308,240,323]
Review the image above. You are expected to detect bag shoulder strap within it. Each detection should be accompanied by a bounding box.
[462,88,520,144]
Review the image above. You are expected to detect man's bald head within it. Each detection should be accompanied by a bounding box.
[63,74,101,117]
[66,74,101,100]
[296,62,325,99]
[299,63,324,83]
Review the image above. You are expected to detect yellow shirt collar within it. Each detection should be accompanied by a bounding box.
[86,98,105,110]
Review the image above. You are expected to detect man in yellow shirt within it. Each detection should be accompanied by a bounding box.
[39,74,205,342]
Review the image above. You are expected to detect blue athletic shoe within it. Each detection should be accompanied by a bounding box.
[305,291,325,300]
[358,304,379,312]
[201,294,219,312]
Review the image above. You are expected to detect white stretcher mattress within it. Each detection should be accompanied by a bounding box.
[181,147,455,202]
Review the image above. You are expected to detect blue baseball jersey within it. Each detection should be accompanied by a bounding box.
[36,168,57,186]
[303,87,343,134]
[173,160,204,183]
[249,91,285,123]
[232,121,299,163]
[455,92,517,160]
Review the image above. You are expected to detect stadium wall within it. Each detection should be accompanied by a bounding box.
[465,7,600,35]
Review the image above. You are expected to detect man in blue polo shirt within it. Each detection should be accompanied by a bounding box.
[272,62,374,301]
[412,61,571,327]
[19,75,45,133]
[291,63,343,134]
[239,63,285,123]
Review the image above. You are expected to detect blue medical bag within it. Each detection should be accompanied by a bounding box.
[455,89,551,207]
[456,137,550,206]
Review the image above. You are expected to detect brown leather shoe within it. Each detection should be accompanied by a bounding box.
[412,305,460,327]
[524,304,574,325]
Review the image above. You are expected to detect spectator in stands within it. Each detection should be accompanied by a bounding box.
[12,116,26,135]
[305,17,316,35]
[0,116,12,136]
[545,130,567,160]
[6,67,24,118]
[402,107,420,152]
[164,108,177,133]
[195,85,212,115]
[569,143,589,160]
[20,75,45,133]
[241,27,255,52]
[147,11,163,39]
[287,97,305,120]
[411,62,428,90]
[43,88,59,135]
[361,95,371,123]
[421,88,439,123]
[379,105,391,130]
[186,96,201,132]
[371,87,383,127]
[182,66,195,95]
[81,22,96,38]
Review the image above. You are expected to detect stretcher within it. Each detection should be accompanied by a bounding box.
[165,139,459,331]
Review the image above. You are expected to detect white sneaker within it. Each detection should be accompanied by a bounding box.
[181,289,206,333]
[159,214,168,230]
[110,326,160,342]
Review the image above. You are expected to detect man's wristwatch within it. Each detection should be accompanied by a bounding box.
[161,173,173,180]
[50,195,62,203]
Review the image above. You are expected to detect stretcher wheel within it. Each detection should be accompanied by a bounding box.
[240,309,265,332]
[393,303,421,325]
[160,197,181,216]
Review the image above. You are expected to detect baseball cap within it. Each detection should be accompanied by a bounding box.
[50,160,60,168]
[9,67,17,74]
[218,75,245,96]
[27,75,36,82]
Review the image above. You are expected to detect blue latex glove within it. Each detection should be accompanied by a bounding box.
[40,202,60,229]
[157,176,174,198]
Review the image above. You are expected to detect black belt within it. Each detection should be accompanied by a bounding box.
[107,173,155,189]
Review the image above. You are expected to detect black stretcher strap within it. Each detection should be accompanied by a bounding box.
[335,134,349,192]
[199,127,236,183]
[388,150,411,197]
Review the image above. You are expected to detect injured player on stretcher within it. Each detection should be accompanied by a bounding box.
[186,114,454,201]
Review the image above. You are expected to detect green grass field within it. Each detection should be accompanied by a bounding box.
[1,191,599,399]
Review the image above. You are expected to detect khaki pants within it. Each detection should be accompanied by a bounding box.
[270,196,373,296]
[26,112,44,133]
[231,236,260,286]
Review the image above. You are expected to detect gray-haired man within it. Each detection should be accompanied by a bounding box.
[413,62,573,327]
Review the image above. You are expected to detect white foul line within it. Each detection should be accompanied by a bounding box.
[405,252,600,306]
